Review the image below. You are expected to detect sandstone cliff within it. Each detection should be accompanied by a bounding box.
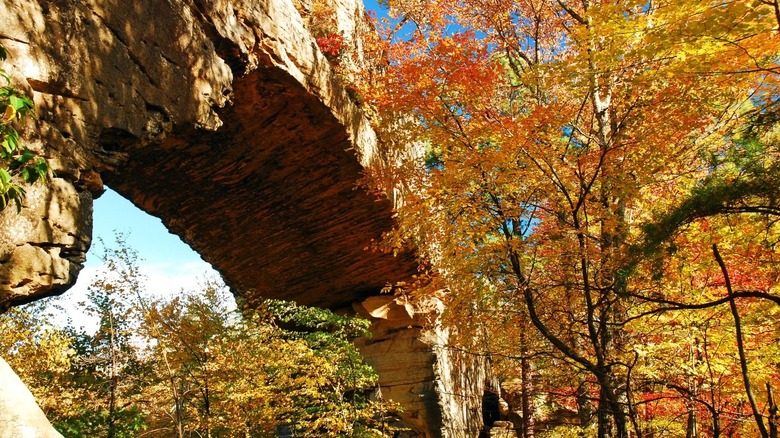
[0,0,418,309]
[355,296,497,437]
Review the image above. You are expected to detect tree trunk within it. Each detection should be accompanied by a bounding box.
[768,383,778,438]
[597,384,612,438]
[714,245,769,438]
[204,352,212,438]
[576,382,594,428]
[686,403,698,438]
[107,310,118,438]
[712,409,721,438]
[174,383,184,438]
[520,351,535,438]
[596,371,629,438]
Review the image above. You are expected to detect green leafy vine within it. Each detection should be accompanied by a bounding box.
[0,42,49,212]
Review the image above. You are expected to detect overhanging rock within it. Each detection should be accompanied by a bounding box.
[0,0,417,309]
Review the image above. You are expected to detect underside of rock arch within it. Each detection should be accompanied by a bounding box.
[103,55,417,310]
[0,0,492,436]
[0,0,419,310]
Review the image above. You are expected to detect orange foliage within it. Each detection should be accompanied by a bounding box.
[360,0,780,436]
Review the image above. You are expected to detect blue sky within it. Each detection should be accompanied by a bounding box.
[61,189,219,328]
[88,189,209,270]
[364,0,385,16]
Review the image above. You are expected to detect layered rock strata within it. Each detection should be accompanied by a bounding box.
[0,0,417,309]
[355,296,496,437]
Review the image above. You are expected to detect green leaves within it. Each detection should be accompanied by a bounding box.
[0,127,19,154]
[267,298,372,339]
[0,42,48,213]
[0,166,27,212]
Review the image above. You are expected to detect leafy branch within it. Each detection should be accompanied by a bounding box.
[0,42,49,212]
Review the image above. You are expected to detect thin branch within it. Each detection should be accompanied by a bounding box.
[557,0,587,24]
[714,244,769,438]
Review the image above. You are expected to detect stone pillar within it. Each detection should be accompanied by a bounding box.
[354,296,495,438]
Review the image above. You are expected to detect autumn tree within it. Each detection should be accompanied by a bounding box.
[134,277,233,437]
[139,290,394,437]
[265,299,393,436]
[53,236,149,437]
[0,299,74,419]
[2,234,396,437]
[362,0,780,436]
[85,235,393,437]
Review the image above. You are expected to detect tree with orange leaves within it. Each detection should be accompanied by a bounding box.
[361,1,780,436]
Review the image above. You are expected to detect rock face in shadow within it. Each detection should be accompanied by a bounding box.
[0,0,486,435]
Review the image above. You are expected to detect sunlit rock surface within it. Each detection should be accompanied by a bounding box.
[356,296,496,437]
[0,357,62,438]
[0,0,416,309]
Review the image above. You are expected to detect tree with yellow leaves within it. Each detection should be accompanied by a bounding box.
[363,0,780,436]
[2,235,396,437]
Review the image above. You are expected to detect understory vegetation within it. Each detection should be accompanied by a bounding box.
[0,236,396,437]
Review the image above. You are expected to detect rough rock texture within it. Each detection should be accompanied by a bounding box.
[0,181,91,309]
[0,0,416,309]
[355,297,495,437]
[488,422,518,438]
[354,296,442,436]
[435,326,498,437]
[0,357,62,438]
[0,0,488,435]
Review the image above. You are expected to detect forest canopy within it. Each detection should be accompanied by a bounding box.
[360,0,780,437]
[2,0,780,436]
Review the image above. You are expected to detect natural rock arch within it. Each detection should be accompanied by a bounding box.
[0,0,417,309]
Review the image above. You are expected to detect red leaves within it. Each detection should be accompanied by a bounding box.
[316,33,346,61]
